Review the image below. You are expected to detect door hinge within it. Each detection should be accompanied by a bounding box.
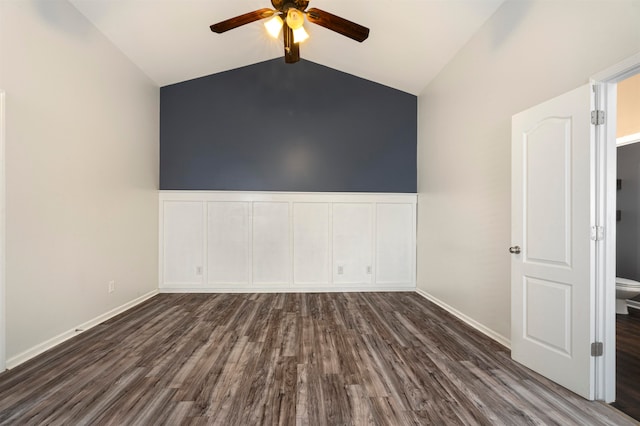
[591,342,603,357]
[591,110,605,125]
[590,226,605,241]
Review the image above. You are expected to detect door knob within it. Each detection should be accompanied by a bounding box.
[509,246,521,254]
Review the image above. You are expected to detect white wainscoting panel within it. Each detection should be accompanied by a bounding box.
[293,203,330,287]
[159,192,416,292]
[333,203,373,285]
[207,202,250,287]
[161,201,204,287]
[252,202,290,287]
[376,203,414,286]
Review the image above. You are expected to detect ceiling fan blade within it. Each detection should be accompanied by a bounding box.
[210,8,275,33]
[283,21,300,63]
[306,8,369,42]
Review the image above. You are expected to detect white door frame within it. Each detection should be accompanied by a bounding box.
[591,52,640,403]
[0,90,5,372]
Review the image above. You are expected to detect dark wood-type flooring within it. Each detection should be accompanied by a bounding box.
[0,293,635,425]
[612,307,640,422]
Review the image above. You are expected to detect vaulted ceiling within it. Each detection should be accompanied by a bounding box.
[69,0,504,95]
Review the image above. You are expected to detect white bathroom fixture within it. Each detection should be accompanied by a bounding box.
[615,277,640,314]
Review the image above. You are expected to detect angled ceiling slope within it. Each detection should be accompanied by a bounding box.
[70,0,504,95]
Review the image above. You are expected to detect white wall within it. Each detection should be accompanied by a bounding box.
[0,1,159,360]
[417,0,640,341]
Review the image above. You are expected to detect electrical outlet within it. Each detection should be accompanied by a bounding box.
[108,280,115,293]
[337,265,344,275]
[195,266,203,276]
[366,266,372,274]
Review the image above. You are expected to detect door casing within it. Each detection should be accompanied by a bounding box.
[0,91,5,373]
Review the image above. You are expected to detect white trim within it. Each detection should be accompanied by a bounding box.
[0,91,5,372]
[592,81,608,402]
[160,191,417,292]
[158,198,164,290]
[415,288,511,349]
[591,52,640,83]
[616,132,640,147]
[5,290,158,370]
[160,286,415,293]
[591,50,640,403]
[160,190,417,204]
[288,201,294,288]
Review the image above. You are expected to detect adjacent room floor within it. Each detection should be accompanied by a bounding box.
[612,307,640,422]
[0,292,635,425]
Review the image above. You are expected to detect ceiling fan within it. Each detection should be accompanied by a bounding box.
[210,0,369,64]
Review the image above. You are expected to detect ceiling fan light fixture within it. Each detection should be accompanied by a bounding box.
[286,8,305,30]
[210,1,370,64]
[264,15,283,38]
[292,26,309,43]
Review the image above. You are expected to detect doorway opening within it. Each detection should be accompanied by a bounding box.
[591,52,640,411]
[0,90,6,372]
[608,73,640,421]
[0,90,5,373]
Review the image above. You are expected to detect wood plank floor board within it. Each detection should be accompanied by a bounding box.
[495,370,578,423]
[420,353,500,424]
[162,401,194,425]
[0,348,140,424]
[0,292,636,425]
[351,336,391,399]
[361,334,414,410]
[611,308,640,422]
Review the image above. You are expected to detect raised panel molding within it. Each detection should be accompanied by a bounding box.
[207,202,250,286]
[333,203,373,285]
[161,201,205,287]
[159,192,416,292]
[293,203,330,286]
[376,203,414,285]
[252,202,290,286]
[524,276,572,357]
[524,117,572,267]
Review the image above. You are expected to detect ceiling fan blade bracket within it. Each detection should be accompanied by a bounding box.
[293,0,310,11]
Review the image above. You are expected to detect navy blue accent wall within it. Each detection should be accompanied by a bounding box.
[160,58,416,192]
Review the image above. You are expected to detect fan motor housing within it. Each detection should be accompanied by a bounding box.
[272,0,309,12]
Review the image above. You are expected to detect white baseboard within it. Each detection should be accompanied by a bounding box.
[160,286,416,294]
[627,300,640,310]
[6,289,158,370]
[415,288,511,349]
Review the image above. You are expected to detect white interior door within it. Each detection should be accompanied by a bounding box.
[511,84,595,399]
